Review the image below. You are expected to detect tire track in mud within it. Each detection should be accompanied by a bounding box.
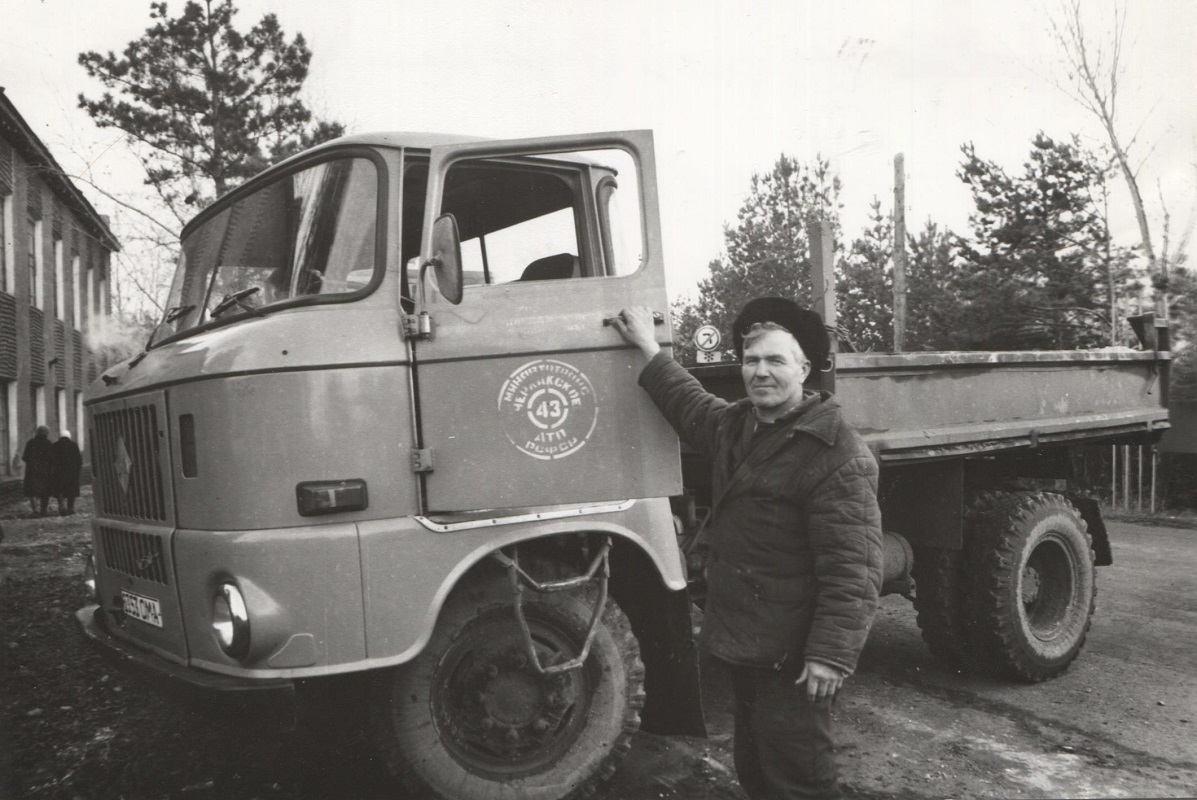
[839,668,1197,799]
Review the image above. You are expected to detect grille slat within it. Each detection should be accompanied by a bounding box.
[91,403,168,522]
[98,526,168,586]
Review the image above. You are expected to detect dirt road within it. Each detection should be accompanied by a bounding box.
[605,518,1197,800]
[3,496,1195,799]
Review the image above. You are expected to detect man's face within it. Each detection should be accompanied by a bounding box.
[741,329,811,415]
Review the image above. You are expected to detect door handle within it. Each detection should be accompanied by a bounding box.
[602,311,665,327]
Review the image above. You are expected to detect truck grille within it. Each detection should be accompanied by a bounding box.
[92,405,168,522]
[97,525,170,586]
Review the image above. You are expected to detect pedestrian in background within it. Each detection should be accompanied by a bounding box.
[22,425,53,517]
[612,298,883,800]
[51,429,83,516]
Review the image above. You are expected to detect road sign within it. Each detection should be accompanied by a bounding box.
[694,325,721,353]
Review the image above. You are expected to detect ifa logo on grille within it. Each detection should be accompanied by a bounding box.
[114,435,133,494]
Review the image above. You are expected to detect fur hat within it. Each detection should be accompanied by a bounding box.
[732,296,830,367]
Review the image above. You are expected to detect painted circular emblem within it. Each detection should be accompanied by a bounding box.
[497,359,599,460]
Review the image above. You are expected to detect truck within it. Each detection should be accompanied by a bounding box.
[76,130,1169,800]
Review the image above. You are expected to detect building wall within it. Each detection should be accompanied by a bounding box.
[0,134,113,477]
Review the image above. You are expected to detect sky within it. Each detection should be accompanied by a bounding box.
[2,0,1195,306]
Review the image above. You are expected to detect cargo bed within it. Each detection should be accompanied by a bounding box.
[690,349,1170,463]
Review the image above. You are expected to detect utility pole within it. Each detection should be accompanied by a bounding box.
[893,153,908,352]
[808,217,837,393]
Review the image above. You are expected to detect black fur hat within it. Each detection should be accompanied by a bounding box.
[732,297,829,366]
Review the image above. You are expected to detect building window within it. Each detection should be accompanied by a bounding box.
[0,382,8,477]
[27,223,36,304]
[0,194,10,294]
[53,238,64,319]
[55,388,66,435]
[54,237,65,320]
[30,219,44,308]
[75,391,84,452]
[72,252,81,326]
[30,384,45,428]
[88,259,96,323]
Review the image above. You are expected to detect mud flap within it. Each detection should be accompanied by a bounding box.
[1067,495,1112,566]
[608,543,706,737]
[637,586,706,736]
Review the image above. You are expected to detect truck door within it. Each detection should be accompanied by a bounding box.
[411,131,682,513]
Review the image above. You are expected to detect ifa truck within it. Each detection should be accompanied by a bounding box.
[76,130,1169,800]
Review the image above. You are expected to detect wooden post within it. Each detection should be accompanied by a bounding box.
[1123,444,1131,510]
[893,153,908,352]
[808,218,837,394]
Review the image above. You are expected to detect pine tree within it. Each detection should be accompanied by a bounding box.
[672,155,842,364]
[79,0,344,225]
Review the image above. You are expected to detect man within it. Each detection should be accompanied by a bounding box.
[611,297,882,799]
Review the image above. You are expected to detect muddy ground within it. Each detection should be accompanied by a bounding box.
[2,491,1195,799]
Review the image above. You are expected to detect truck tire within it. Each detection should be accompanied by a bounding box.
[911,493,1007,671]
[965,492,1096,682]
[370,567,645,800]
[911,546,968,669]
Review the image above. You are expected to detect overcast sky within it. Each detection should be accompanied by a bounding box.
[3,0,1195,302]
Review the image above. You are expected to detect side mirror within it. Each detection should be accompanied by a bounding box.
[428,213,463,305]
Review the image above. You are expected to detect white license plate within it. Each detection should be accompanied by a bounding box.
[121,590,164,628]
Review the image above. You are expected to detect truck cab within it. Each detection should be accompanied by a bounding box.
[78,131,701,800]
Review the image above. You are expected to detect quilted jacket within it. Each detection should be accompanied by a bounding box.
[640,352,883,675]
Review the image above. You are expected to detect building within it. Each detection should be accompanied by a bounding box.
[0,88,117,477]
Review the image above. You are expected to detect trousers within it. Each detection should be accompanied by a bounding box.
[726,661,842,800]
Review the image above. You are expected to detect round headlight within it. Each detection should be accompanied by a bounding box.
[212,582,250,659]
[83,554,96,602]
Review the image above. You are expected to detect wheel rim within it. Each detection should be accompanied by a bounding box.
[1021,533,1077,642]
[430,608,593,778]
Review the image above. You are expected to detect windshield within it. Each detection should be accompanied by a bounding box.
[155,155,379,343]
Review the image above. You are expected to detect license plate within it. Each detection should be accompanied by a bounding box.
[121,590,164,628]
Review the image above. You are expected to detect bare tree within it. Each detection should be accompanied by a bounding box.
[1047,0,1197,325]
[1050,2,1156,268]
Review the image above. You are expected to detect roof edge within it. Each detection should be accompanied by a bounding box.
[0,88,120,252]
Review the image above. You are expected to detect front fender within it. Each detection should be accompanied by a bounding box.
[357,496,685,668]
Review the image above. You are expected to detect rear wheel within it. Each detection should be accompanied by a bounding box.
[965,492,1096,682]
[911,546,968,669]
[911,493,1006,671]
[370,567,644,800]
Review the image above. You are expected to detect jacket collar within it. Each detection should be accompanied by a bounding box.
[735,391,842,447]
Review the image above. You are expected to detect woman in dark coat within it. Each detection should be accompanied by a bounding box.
[22,425,53,516]
[51,429,84,516]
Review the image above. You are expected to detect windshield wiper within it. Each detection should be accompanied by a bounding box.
[164,304,195,323]
[210,287,264,319]
[126,304,197,371]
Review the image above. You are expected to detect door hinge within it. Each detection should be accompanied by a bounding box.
[402,312,433,340]
[412,448,435,473]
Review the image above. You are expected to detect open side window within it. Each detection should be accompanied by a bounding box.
[402,145,643,300]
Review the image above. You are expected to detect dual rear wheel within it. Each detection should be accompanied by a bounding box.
[913,491,1096,682]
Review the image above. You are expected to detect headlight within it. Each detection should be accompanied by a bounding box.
[83,554,96,602]
[212,582,251,659]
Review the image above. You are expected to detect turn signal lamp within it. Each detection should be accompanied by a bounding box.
[296,479,368,517]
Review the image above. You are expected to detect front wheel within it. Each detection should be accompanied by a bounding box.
[965,492,1096,682]
[370,567,644,800]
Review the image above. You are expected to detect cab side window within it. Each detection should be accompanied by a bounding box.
[402,148,642,292]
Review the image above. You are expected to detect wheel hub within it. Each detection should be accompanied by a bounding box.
[1021,564,1042,605]
[432,624,589,772]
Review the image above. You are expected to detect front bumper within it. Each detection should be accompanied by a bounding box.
[75,604,296,712]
